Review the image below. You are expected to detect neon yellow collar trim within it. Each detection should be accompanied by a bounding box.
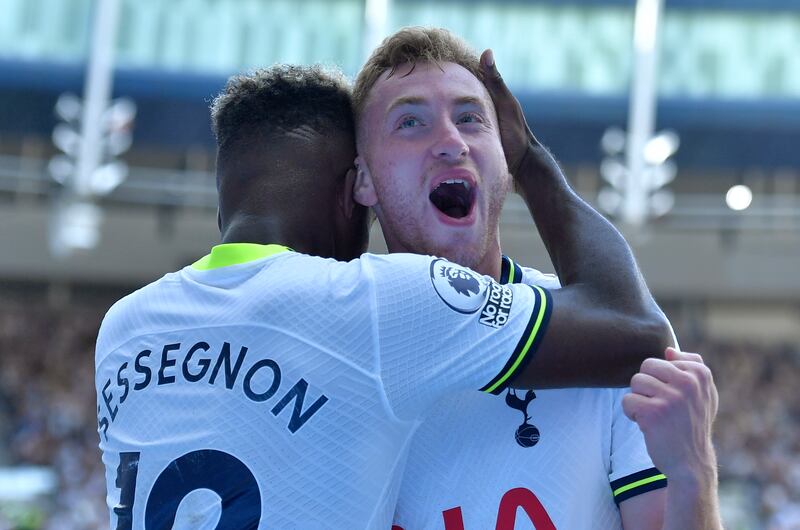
[191,243,292,270]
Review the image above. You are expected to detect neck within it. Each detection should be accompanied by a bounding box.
[473,244,504,281]
[385,235,504,281]
[221,214,334,258]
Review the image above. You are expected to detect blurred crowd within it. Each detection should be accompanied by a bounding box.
[0,301,107,529]
[701,340,800,530]
[0,297,797,529]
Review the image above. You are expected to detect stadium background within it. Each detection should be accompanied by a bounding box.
[0,0,798,528]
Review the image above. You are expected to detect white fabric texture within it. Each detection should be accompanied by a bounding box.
[95,251,546,529]
[393,263,658,530]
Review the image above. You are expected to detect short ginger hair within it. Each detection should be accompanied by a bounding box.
[352,26,482,122]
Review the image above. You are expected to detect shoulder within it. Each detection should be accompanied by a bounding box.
[101,272,180,324]
[353,252,456,297]
[520,265,561,290]
[96,272,180,363]
[356,251,438,274]
[293,251,438,280]
[501,256,560,290]
[279,252,439,300]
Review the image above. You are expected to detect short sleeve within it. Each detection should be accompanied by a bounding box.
[608,388,668,505]
[362,253,552,421]
[514,259,667,504]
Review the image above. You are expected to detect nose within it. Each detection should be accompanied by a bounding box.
[432,121,468,162]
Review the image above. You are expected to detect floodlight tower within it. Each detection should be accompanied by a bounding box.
[599,0,678,229]
[49,0,135,257]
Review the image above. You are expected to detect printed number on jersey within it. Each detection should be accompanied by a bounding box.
[114,449,261,529]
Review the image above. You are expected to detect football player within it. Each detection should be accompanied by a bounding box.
[352,27,721,530]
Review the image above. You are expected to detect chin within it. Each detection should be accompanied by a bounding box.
[430,226,500,273]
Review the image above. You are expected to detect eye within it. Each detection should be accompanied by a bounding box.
[397,116,423,129]
[457,112,483,125]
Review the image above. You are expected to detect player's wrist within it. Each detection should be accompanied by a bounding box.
[663,458,722,530]
[513,142,565,197]
[663,455,718,491]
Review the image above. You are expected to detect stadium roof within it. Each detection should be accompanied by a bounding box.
[0,58,798,170]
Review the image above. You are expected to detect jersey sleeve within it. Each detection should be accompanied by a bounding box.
[363,253,552,421]
[514,261,668,504]
[516,260,667,503]
[608,388,668,505]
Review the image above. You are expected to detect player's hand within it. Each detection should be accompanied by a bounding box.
[479,49,566,196]
[479,49,535,177]
[622,348,719,481]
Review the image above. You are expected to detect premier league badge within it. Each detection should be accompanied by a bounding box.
[429,259,490,314]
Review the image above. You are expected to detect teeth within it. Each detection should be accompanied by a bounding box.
[437,179,471,191]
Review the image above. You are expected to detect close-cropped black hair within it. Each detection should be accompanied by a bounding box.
[211,64,355,155]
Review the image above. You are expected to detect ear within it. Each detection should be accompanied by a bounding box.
[338,168,359,219]
[216,207,222,232]
[353,155,378,208]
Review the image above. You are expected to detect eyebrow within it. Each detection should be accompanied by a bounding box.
[452,96,485,108]
[385,96,427,116]
[385,95,488,116]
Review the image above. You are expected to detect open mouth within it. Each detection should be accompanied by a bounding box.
[429,179,476,219]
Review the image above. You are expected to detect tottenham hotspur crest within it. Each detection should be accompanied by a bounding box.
[429,259,489,314]
[505,389,540,448]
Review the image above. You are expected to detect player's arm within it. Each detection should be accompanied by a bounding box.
[620,485,721,530]
[605,384,668,530]
[621,348,723,530]
[369,253,558,419]
[480,50,675,388]
[619,489,666,530]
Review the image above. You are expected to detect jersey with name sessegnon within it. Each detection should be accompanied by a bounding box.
[95,245,554,529]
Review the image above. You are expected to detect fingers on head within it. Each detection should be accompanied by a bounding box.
[479,49,503,84]
[480,49,493,68]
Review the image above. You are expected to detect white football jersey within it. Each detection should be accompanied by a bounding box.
[95,244,553,530]
[393,257,666,530]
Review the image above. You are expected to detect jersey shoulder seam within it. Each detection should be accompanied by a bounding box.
[362,256,408,425]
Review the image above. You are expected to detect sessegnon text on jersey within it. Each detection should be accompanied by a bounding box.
[96,340,329,441]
